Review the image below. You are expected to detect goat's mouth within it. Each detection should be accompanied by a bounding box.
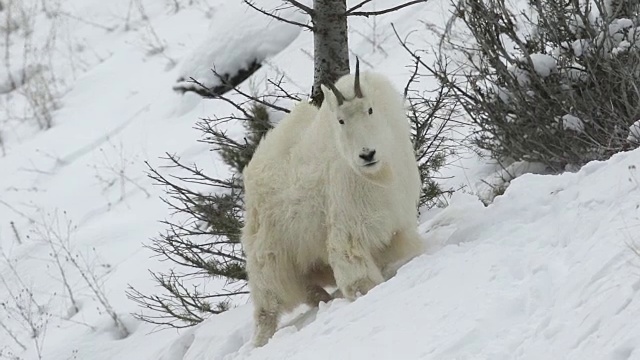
[362,161,379,167]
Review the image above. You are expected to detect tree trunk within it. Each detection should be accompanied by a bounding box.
[310,0,350,106]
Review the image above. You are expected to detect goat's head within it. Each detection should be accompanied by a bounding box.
[321,59,393,184]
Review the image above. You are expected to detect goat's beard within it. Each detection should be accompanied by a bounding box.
[359,161,394,187]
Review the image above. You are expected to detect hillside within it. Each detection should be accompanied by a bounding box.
[169,148,640,360]
[1,0,639,359]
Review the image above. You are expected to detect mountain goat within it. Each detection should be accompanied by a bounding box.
[242,60,423,347]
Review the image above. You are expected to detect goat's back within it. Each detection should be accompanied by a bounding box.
[242,101,329,266]
[248,101,318,168]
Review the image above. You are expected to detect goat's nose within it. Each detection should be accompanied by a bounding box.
[359,149,376,162]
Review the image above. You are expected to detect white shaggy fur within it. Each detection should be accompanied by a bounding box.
[241,71,423,347]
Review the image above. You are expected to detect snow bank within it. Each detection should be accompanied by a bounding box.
[173,1,304,92]
[164,148,640,360]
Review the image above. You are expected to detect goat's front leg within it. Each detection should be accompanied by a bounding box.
[379,228,424,280]
[327,228,384,301]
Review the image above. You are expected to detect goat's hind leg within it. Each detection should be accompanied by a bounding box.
[304,265,334,306]
[252,288,282,347]
[247,251,287,347]
[249,253,308,347]
[305,285,332,307]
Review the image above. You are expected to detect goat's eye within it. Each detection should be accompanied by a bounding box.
[368,107,373,115]
[338,119,344,125]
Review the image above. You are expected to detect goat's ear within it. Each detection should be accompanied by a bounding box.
[321,84,337,111]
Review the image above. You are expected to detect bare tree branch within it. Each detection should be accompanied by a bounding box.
[209,70,293,114]
[268,76,303,101]
[404,56,420,99]
[188,75,291,115]
[391,24,477,104]
[347,0,428,17]
[244,0,313,30]
[285,0,314,15]
[346,0,374,14]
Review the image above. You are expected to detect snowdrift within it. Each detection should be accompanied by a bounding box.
[173,0,303,93]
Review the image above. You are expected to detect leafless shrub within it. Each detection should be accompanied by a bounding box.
[124,0,175,67]
[426,0,640,171]
[32,211,129,338]
[403,56,462,208]
[34,217,81,318]
[19,71,58,130]
[90,140,152,207]
[391,26,467,208]
[0,253,49,359]
[1,0,62,131]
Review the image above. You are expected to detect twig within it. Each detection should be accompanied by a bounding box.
[56,11,115,31]
[268,77,302,101]
[191,74,291,114]
[0,199,36,223]
[347,0,374,14]
[44,215,129,338]
[0,319,27,350]
[243,0,313,30]
[10,221,22,244]
[404,57,421,99]
[347,0,427,17]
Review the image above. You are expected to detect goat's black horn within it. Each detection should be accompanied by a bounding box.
[354,57,363,98]
[326,82,345,105]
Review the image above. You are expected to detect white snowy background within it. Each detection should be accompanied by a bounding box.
[1,0,639,359]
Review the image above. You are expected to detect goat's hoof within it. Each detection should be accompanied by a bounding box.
[253,333,271,348]
[306,286,332,306]
[342,277,380,300]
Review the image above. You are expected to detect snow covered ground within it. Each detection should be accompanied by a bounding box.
[0,0,639,359]
[175,149,640,360]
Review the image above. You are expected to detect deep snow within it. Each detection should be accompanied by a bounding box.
[1,0,639,359]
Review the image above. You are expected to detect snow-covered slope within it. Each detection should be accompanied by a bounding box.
[161,148,640,360]
[1,0,639,359]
